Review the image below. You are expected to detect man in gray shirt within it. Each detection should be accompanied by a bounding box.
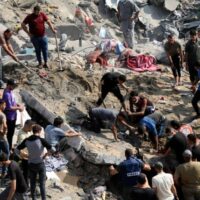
[117,0,140,49]
[16,124,54,200]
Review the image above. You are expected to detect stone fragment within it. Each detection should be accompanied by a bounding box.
[164,0,180,11]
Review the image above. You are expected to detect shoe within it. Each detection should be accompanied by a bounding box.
[37,64,43,69]
[43,63,49,69]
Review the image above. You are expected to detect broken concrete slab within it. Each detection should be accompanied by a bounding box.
[164,0,180,11]
[20,90,85,151]
[183,20,200,30]
[81,140,135,165]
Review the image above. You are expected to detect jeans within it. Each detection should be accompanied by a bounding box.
[6,119,16,150]
[29,162,46,200]
[21,159,29,186]
[31,36,48,64]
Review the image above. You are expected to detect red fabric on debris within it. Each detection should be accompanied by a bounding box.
[126,54,160,72]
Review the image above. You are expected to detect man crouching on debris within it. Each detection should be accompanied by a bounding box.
[21,5,56,69]
[117,0,140,49]
[96,72,129,112]
[89,107,135,141]
[108,148,150,200]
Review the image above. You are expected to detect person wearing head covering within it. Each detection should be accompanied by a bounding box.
[174,150,200,200]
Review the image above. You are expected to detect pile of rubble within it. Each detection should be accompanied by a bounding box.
[1,0,200,199]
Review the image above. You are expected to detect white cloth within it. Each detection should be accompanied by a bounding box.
[152,172,174,200]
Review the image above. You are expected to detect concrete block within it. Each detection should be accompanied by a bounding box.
[164,0,180,11]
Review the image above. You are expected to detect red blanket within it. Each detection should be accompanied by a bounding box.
[126,54,160,72]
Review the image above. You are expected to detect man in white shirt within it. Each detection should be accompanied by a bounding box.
[152,162,178,200]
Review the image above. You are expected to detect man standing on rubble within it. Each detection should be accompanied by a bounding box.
[21,5,56,69]
[185,30,198,90]
[164,34,183,87]
[117,0,140,49]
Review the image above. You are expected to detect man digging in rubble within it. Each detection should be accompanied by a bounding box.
[96,72,129,112]
[88,107,134,141]
[21,5,56,69]
[117,0,140,49]
[0,28,19,63]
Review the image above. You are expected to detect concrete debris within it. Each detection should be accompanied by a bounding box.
[1,0,200,199]
[18,0,37,8]
[164,0,180,11]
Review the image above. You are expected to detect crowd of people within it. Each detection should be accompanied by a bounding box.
[0,1,200,200]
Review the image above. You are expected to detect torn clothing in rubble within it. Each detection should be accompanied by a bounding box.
[44,155,68,172]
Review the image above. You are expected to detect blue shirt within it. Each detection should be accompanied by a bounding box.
[45,125,65,147]
[119,156,144,186]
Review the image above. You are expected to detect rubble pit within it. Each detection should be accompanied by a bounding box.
[3,59,200,199]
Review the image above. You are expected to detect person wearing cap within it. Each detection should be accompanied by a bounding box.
[130,173,158,200]
[164,34,183,87]
[128,90,154,123]
[174,149,200,200]
[0,28,19,62]
[3,79,24,150]
[96,72,129,112]
[21,5,56,69]
[117,0,140,49]
[152,161,178,200]
[138,112,167,151]
[109,148,150,200]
